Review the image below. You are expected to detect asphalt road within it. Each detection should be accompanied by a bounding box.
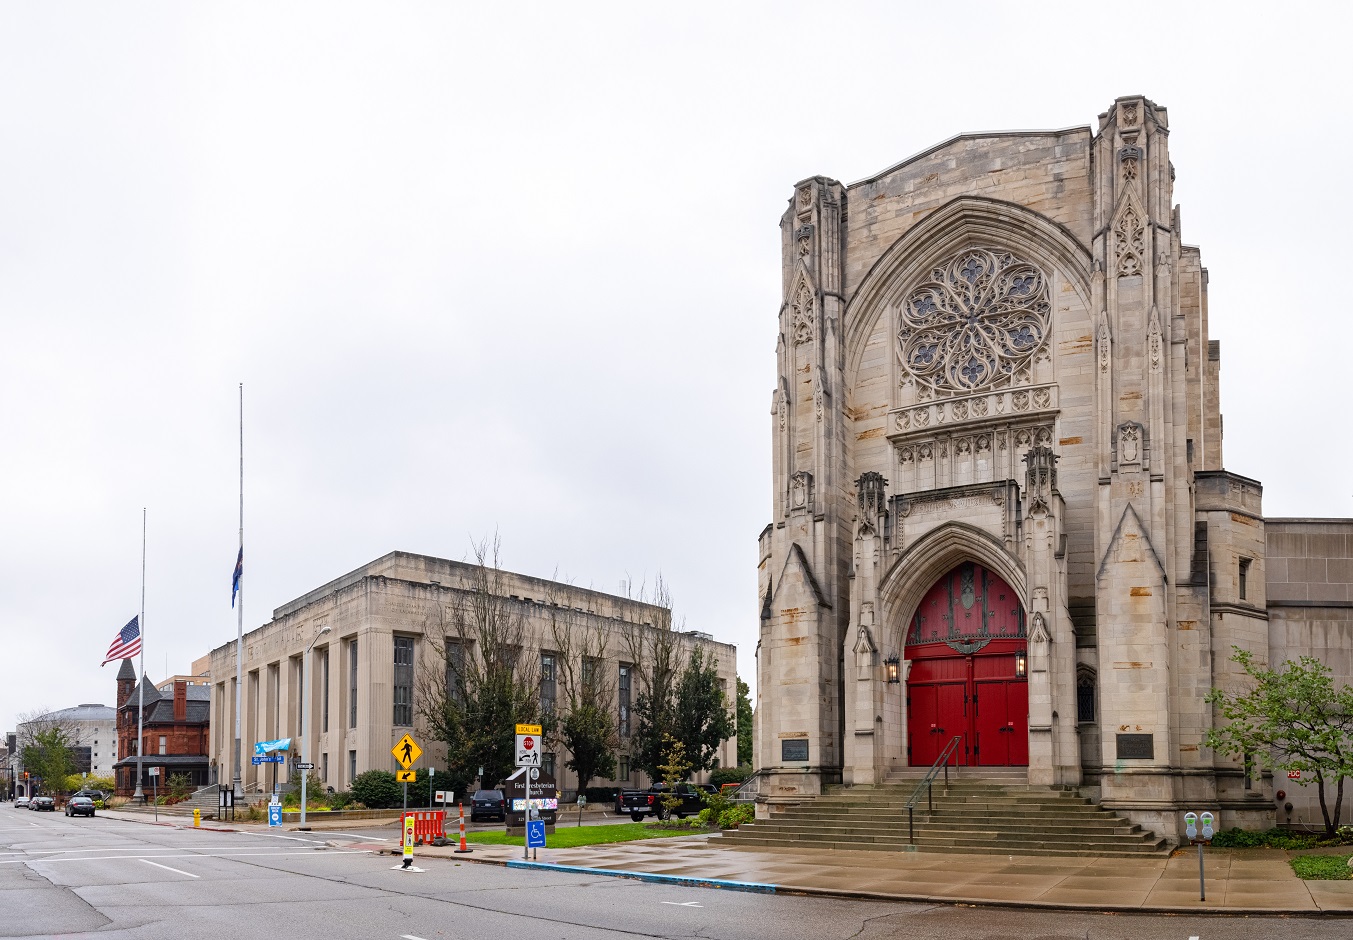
[0,804,1336,939]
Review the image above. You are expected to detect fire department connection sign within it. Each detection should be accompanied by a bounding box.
[515,723,542,767]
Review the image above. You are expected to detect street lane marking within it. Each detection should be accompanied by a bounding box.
[4,849,372,865]
[141,859,200,878]
[660,901,703,907]
[401,935,431,940]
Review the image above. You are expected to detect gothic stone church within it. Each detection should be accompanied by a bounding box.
[754,96,1353,841]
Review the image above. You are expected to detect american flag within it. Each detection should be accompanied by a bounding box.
[101,616,141,666]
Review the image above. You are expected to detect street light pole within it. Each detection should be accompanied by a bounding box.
[299,624,330,830]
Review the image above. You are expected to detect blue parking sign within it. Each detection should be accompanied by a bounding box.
[526,820,546,849]
[268,803,282,827]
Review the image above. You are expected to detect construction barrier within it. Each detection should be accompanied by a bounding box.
[407,810,445,845]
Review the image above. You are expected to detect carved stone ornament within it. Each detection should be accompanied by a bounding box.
[813,376,824,419]
[897,247,1052,393]
[791,280,814,345]
[945,638,991,655]
[1114,201,1146,277]
[796,224,813,257]
[1117,422,1143,466]
[797,184,812,209]
[790,470,812,510]
[1147,309,1163,373]
[1029,612,1051,645]
[1097,310,1112,373]
[1122,103,1138,127]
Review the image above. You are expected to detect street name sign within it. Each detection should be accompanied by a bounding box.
[392,734,422,768]
[295,762,314,771]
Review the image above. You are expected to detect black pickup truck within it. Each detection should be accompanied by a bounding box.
[615,783,715,821]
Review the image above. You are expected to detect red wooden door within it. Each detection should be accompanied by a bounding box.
[907,658,968,766]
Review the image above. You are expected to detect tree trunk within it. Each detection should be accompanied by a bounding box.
[1315,769,1335,838]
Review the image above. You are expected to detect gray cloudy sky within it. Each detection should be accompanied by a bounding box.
[3,3,1350,733]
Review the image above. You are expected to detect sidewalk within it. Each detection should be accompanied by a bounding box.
[407,833,1353,915]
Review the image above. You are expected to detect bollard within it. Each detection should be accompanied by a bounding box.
[193,808,201,828]
[454,802,472,854]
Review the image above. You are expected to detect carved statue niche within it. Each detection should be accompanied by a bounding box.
[1114,421,1146,471]
[853,624,877,680]
[789,470,814,513]
[855,471,888,536]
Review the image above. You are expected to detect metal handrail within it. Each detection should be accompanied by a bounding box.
[905,735,962,845]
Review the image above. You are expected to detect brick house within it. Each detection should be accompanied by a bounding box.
[113,658,211,796]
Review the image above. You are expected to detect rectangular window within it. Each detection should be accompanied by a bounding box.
[543,752,556,778]
[581,656,598,688]
[619,755,630,781]
[321,648,330,733]
[1239,558,1252,601]
[349,750,357,783]
[540,653,556,718]
[618,664,631,738]
[322,752,329,783]
[158,736,166,756]
[1077,675,1096,723]
[445,642,465,705]
[349,639,359,729]
[393,636,414,727]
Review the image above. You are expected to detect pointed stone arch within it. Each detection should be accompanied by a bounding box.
[844,196,1093,382]
[877,520,1026,655]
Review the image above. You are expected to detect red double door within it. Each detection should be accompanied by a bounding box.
[907,646,1028,767]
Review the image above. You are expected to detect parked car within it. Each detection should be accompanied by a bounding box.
[71,789,106,803]
[470,789,505,822]
[65,796,96,818]
[615,783,714,821]
[14,796,30,809]
[30,796,56,811]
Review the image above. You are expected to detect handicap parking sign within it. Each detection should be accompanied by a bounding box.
[526,819,546,849]
[268,803,282,828]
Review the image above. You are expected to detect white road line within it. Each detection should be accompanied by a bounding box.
[326,832,392,841]
[141,859,200,878]
[660,901,703,907]
[401,935,431,940]
[5,849,371,865]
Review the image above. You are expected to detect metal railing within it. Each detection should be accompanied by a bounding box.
[905,735,963,845]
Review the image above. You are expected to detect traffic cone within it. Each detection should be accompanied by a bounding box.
[454,802,472,853]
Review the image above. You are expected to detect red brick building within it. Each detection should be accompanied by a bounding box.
[113,659,211,796]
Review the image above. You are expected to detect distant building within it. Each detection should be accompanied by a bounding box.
[204,551,738,797]
[12,705,117,796]
[112,659,211,795]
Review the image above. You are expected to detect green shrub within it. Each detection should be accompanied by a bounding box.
[716,804,754,829]
[328,790,355,810]
[350,770,401,809]
[93,800,105,810]
[709,766,750,788]
[1290,854,1352,880]
[697,808,713,825]
[700,786,736,820]
[1211,827,1319,850]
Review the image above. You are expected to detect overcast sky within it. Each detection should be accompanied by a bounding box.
[3,3,1350,735]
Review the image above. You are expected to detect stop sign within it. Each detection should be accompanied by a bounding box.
[523,736,535,750]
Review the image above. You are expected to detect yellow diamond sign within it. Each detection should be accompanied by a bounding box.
[392,733,422,769]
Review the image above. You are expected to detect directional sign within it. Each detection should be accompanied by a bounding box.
[252,755,285,765]
[515,733,541,767]
[516,723,542,735]
[396,770,416,783]
[526,819,546,849]
[392,734,422,769]
[295,762,314,771]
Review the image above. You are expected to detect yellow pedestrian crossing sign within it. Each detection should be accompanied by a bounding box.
[392,734,422,768]
[396,770,416,783]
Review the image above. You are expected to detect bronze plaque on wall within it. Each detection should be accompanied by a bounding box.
[1116,733,1154,760]
[781,739,809,762]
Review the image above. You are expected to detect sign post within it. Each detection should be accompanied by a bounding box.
[515,723,543,860]
[148,767,159,822]
[392,734,422,813]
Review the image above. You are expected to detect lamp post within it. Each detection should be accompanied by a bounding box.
[299,624,331,830]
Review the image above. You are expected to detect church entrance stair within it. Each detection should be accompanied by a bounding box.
[723,775,1168,858]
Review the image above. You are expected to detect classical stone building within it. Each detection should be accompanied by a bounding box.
[206,551,737,797]
[754,95,1353,840]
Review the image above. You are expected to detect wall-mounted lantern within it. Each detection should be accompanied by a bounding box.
[1015,651,1027,678]
[884,656,901,683]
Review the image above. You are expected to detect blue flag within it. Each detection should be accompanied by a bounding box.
[232,547,243,607]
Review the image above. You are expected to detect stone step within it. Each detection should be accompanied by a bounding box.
[742,819,1142,837]
[724,831,1165,852]
[722,835,1168,858]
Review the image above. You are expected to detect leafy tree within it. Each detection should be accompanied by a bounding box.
[1204,649,1353,838]
[350,770,401,809]
[656,735,691,818]
[21,725,76,791]
[672,646,735,775]
[624,623,682,780]
[736,677,753,767]
[551,614,617,790]
[417,537,548,792]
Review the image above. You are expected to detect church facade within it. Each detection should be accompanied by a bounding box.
[754,96,1353,840]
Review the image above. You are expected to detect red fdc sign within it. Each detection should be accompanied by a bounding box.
[1288,771,1301,779]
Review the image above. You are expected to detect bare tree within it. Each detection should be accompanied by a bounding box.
[16,709,83,792]
[415,536,545,794]
[550,607,618,790]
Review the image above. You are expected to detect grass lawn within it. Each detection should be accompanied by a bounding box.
[466,823,709,849]
[1290,854,1353,880]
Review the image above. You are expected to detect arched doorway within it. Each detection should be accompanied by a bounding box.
[906,561,1028,767]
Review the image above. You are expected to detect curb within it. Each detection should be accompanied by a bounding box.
[504,860,777,893]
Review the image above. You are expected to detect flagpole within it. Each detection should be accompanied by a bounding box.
[133,508,146,803]
[232,384,244,801]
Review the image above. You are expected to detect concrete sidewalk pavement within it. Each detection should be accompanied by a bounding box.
[406,833,1353,915]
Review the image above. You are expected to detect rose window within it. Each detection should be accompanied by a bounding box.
[897,247,1051,392]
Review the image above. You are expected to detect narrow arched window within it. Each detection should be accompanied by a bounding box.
[1076,670,1096,723]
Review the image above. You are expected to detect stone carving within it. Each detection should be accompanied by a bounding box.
[899,445,914,464]
[1035,427,1052,447]
[1029,612,1051,645]
[997,431,1007,452]
[797,184,812,209]
[1033,387,1051,409]
[790,470,813,510]
[976,434,991,454]
[1012,390,1030,411]
[1114,201,1145,277]
[1015,429,1032,448]
[971,397,988,417]
[1117,422,1144,467]
[896,247,1052,392]
[946,638,991,655]
[813,377,824,419]
[1097,310,1112,373]
[913,408,929,428]
[796,224,813,257]
[1147,308,1163,373]
[952,399,968,420]
[1119,146,1141,184]
[1123,103,1138,126]
[791,281,814,345]
[856,471,888,519]
[895,412,910,431]
[956,437,972,456]
[918,443,933,461]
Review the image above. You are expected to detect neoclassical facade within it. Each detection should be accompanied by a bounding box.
[754,96,1353,839]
